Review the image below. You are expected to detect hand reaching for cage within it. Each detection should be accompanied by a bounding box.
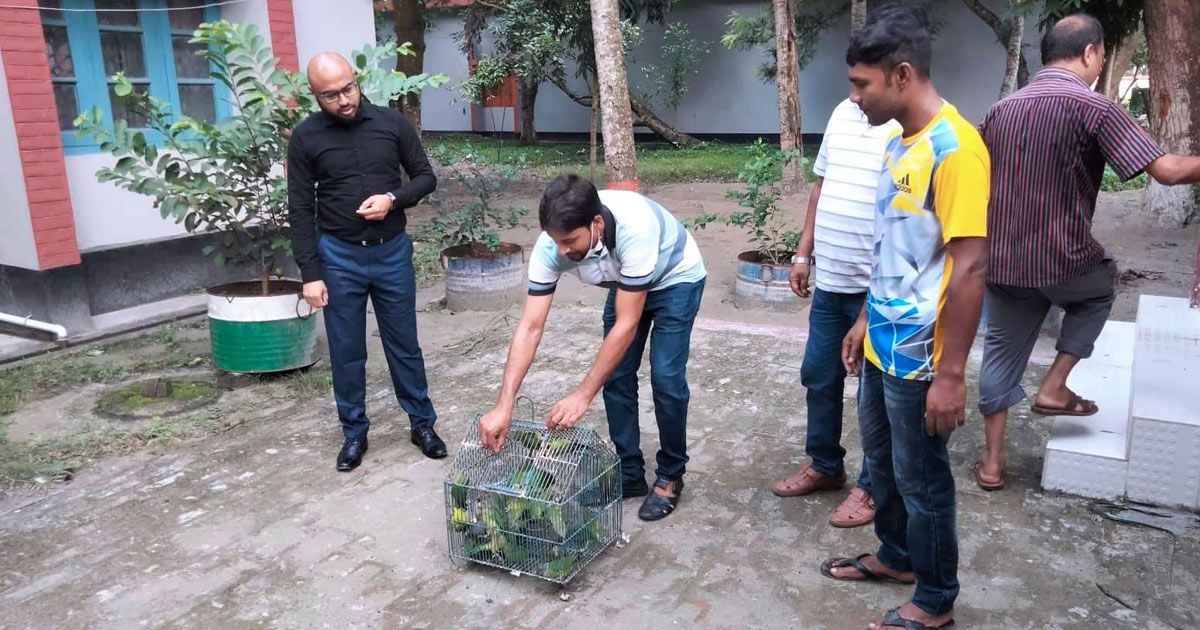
[546,391,593,431]
[480,405,513,453]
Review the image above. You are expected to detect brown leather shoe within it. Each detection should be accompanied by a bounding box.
[829,487,875,528]
[772,464,847,497]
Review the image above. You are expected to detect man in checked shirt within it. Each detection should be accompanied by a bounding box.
[973,14,1200,491]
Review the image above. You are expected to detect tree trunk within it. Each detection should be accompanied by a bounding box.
[1097,34,1137,101]
[629,98,698,147]
[773,0,804,196]
[589,0,639,190]
[999,13,1024,99]
[518,78,538,144]
[850,0,867,32]
[1144,0,1200,229]
[392,0,425,136]
[961,0,1031,92]
[590,75,600,182]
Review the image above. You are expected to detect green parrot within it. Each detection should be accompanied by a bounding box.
[449,472,470,509]
[545,554,576,581]
[547,504,567,540]
[505,497,527,524]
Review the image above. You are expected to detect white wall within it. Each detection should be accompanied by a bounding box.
[65,154,191,252]
[422,0,1046,134]
[422,14,472,132]
[293,0,376,68]
[0,52,41,270]
[221,0,273,50]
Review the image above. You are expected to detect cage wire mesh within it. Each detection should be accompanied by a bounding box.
[445,405,622,585]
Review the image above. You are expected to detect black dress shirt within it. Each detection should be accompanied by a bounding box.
[286,101,436,282]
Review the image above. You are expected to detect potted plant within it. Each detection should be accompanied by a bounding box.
[688,138,804,310]
[414,160,529,312]
[75,22,447,373]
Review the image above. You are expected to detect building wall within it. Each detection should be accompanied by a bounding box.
[422,0,1046,135]
[0,52,39,270]
[293,0,376,69]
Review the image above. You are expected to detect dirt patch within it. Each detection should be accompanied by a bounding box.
[207,280,302,298]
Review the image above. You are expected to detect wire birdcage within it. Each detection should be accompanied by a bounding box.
[445,403,622,585]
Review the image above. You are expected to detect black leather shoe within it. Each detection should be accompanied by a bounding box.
[638,476,683,521]
[411,425,447,459]
[622,476,649,498]
[337,437,368,472]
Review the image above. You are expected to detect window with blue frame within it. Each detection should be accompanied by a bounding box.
[38,0,229,153]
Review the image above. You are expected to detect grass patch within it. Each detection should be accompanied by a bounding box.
[413,240,444,288]
[426,134,817,185]
[1,414,227,486]
[278,365,333,400]
[0,323,213,484]
[1102,167,1148,192]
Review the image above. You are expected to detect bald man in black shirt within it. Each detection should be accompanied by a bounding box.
[287,52,445,471]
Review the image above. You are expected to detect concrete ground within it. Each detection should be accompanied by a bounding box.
[1,292,1198,630]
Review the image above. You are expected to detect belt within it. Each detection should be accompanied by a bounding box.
[335,233,398,247]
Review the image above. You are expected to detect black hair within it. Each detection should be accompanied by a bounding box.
[538,175,602,233]
[845,2,933,78]
[1041,13,1104,65]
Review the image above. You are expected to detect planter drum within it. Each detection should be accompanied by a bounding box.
[442,243,525,312]
[207,280,320,374]
[733,251,800,310]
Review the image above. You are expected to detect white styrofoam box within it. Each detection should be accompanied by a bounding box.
[1041,321,1135,497]
[1042,449,1128,499]
[1125,418,1200,509]
[1130,295,1200,428]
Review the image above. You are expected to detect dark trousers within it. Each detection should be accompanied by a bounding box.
[803,288,871,490]
[978,259,1117,416]
[601,280,705,483]
[859,363,958,615]
[318,232,437,439]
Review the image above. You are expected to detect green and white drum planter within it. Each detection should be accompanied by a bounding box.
[207,280,320,374]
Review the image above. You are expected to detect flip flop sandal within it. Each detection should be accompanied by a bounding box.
[819,553,915,585]
[1031,392,1099,417]
[874,607,956,629]
[972,461,1005,492]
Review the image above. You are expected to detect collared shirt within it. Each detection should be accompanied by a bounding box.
[286,101,436,282]
[865,102,990,382]
[527,190,706,295]
[812,98,901,293]
[979,67,1164,288]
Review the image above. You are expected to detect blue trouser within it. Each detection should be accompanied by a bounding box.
[802,288,871,490]
[858,363,958,615]
[318,232,437,439]
[601,279,705,483]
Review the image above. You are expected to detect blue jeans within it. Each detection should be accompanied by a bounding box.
[802,288,870,491]
[602,279,705,483]
[318,232,437,439]
[858,363,958,615]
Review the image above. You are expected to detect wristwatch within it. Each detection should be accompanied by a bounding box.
[386,191,397,204]
[791,255,813,265]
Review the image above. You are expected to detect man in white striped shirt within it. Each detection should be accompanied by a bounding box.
[772,98,899,528]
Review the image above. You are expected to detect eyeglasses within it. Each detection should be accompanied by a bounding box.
[316,82,359,104]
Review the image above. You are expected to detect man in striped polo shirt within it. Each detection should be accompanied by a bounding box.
[771,98,898,529]
[973,14,1200,491]
[478,175,707,522]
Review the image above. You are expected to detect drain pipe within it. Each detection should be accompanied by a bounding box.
[0,312,67,341]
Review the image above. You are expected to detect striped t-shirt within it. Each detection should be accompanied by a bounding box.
[811,99,901,293]
[527,190,706,295]
[980,68,1164,287]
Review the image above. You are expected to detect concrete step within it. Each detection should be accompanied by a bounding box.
[1041,320,1135,499]
[1125,295,1200,510]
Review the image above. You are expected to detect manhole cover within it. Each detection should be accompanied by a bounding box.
[96,377,224,420]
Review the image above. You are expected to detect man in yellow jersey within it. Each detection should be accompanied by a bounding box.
[817,5,989,630]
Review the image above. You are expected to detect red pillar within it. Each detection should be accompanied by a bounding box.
[0,0,80,270]
[266,0,300,72]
